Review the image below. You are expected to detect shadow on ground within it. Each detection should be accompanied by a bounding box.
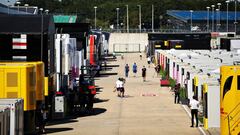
[44,127,73,134]
[94,98,109,103]
[77,108,107,117]
[46,119,78,126]
[46,108,107,128]
[105,64,120,67]
[97,72,118,77]
[113,94,134,98]
[95,86,104,91]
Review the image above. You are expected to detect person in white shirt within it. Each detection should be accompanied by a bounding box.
[116,78,125,97]
[147,56,151,68]
[189,96,199,127]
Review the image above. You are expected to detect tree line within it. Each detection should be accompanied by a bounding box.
[20,0,237,29]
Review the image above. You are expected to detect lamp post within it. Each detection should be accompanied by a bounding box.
[126,5,129,33]
[24,4,29,14]
[16,1,21,13]
[152,5,154,32]
[206,7,210,32]
[137,5,141,32]
[116,8,119,32]
[216,9,220,32]
[45,9,49,15]
[39,8,43,60]
[217,3,221,31]
[211,5,215,32]
[94,6,97,30]
[190,10,193,32]
[226,0,230,32]
[7,0,10,14]
[234,0,238,33]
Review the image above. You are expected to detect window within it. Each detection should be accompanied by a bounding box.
[7,73,18,87]
[192,79,194,92]
[223,76,233,99]
[29,72,36,86]
[195,86,198,100]
[187,72,190,80]
[203,93,208,118]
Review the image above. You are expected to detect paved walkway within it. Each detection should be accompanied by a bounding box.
[46,53,202,135]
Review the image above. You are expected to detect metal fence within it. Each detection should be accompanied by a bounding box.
[102,29,209,33]
[101,26,238,33]
[113,43,141,53]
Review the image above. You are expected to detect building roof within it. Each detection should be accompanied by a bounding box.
[167,10,240,22]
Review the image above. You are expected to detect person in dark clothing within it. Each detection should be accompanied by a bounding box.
[174,83,180,104]
[153,64,160,77]
[189,96,199,127]
[125,64,130,77]
[142,66,147,82]
[157,64,161,75]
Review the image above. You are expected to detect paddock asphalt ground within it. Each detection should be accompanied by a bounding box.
[45,53,205,135]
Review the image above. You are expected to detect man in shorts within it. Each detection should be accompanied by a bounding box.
[115,78,125,97]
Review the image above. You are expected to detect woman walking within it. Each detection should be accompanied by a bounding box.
[142,66,147,82]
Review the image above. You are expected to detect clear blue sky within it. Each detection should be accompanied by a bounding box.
[0,0,16,6]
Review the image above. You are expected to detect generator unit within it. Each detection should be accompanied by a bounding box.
[0,64,36,134]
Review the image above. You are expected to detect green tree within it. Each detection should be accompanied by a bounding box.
[20,0,236,29]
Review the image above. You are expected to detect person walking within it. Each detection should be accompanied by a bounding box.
[142,66,147,82]
[189,96,199,127]
[121,54,124,60]
[132,63,137,77]
[125,64,129,77]
[156,64,161,76]
[147,56,151,68]
[153,64,160,78]
[115,78,123,97]
[119,78,125,97]
[139,53,142,60]
[174,83,180,104]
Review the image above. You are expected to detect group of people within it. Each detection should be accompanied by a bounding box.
[173,83,200,128]
[124,63,147,82]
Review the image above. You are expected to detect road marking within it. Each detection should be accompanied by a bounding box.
[182,105,207,135]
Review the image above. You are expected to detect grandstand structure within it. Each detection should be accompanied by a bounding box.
[0,3,38,15]
[167,10,240,32]
[0,3,77,24]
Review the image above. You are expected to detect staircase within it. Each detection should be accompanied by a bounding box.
[226,102,240,135]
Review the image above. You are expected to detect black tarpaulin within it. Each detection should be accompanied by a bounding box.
[0,14,55,34]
